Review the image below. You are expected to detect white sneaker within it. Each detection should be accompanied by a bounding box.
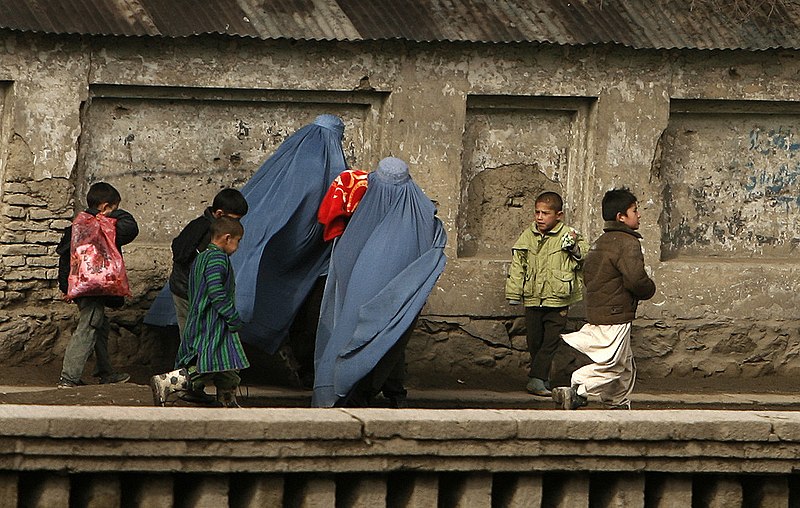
[150,368,189,406]
[552,386,587,410]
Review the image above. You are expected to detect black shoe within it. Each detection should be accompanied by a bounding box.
[179,389,219,405]
[386,396,408,409]
[57,377,85,388]
[99,372,130,384]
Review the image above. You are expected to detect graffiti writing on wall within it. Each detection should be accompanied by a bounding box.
[660,114,800,259]
[744,127,800,207]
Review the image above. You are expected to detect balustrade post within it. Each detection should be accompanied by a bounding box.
[338,475,387,507]
[646,475,692,508]
[129,474,173,507]
[23,473,69,508]
[0,472,18,507]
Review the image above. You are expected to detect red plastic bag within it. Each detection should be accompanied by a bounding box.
[66,211,131,300]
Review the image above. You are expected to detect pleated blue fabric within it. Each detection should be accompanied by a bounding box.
[232,114,347,353]
[312,157,447,407]
[143,283,176,326]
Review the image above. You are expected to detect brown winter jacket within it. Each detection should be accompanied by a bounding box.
[583,221,656,325]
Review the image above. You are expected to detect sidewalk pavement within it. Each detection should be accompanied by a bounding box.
[1,382,799,410]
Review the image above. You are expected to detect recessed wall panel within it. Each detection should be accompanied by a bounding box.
[660,101,800,260]
[458,96,590,259]
[78,87,382,243]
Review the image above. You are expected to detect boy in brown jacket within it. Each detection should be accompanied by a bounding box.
[552,187,655,410]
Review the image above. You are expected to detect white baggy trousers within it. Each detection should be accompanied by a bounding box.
[561,322,634,407]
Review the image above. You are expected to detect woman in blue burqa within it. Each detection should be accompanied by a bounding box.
[313,157,447,408]
[146,114,347,386]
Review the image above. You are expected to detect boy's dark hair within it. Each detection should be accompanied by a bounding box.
[602,187,638,221]
[535,191,563,212]
[86,182,121,209]
[212,188,249,216]
[211,216,244,239]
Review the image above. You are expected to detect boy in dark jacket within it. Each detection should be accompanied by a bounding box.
[552,187,656,410]
[168,188,248,336]
[56,182,139,387]
[163,188,247,404]
[151,217,248,408]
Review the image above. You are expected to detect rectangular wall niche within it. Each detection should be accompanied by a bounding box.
[78,85,385,243]
[458,95,592,259]
[660,100,800,260]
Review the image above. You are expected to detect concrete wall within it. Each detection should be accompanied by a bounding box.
[1,31,799,388]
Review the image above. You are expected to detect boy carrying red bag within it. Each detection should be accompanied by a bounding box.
[56,182,139,388]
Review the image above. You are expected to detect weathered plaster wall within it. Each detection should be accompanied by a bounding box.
[1,33,799,388]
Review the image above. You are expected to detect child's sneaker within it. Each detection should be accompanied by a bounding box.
[216,388,240,408]
[552,386,587,410]
[57,377,85,388]
[526,377,552,397]
[150,368,189,406]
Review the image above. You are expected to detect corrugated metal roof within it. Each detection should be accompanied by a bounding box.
[0,0,798,50]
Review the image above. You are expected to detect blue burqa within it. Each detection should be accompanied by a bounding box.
[312,157,447,407]
[233,114,346,352]
[144,114,346,356]
[143,285,176,326]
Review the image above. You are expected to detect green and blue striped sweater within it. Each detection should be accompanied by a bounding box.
[176,244,249,373]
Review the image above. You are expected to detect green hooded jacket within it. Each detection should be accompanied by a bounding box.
[505,221,588,307]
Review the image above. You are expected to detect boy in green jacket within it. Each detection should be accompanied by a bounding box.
[505,192,588,397]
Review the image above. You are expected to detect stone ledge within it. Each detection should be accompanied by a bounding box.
[0,406,799,474]
[0,406,364,440]
[0,406,795,441]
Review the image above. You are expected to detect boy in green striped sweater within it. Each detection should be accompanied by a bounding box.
[151,216,249,407]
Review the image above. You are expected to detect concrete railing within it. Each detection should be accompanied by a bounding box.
[0,406,798,507]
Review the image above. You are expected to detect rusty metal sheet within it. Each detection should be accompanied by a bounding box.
[139,0,258,37]
[0,0,160,36]
[0,0,798,50]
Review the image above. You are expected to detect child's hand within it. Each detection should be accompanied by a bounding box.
[561,228,577,250]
